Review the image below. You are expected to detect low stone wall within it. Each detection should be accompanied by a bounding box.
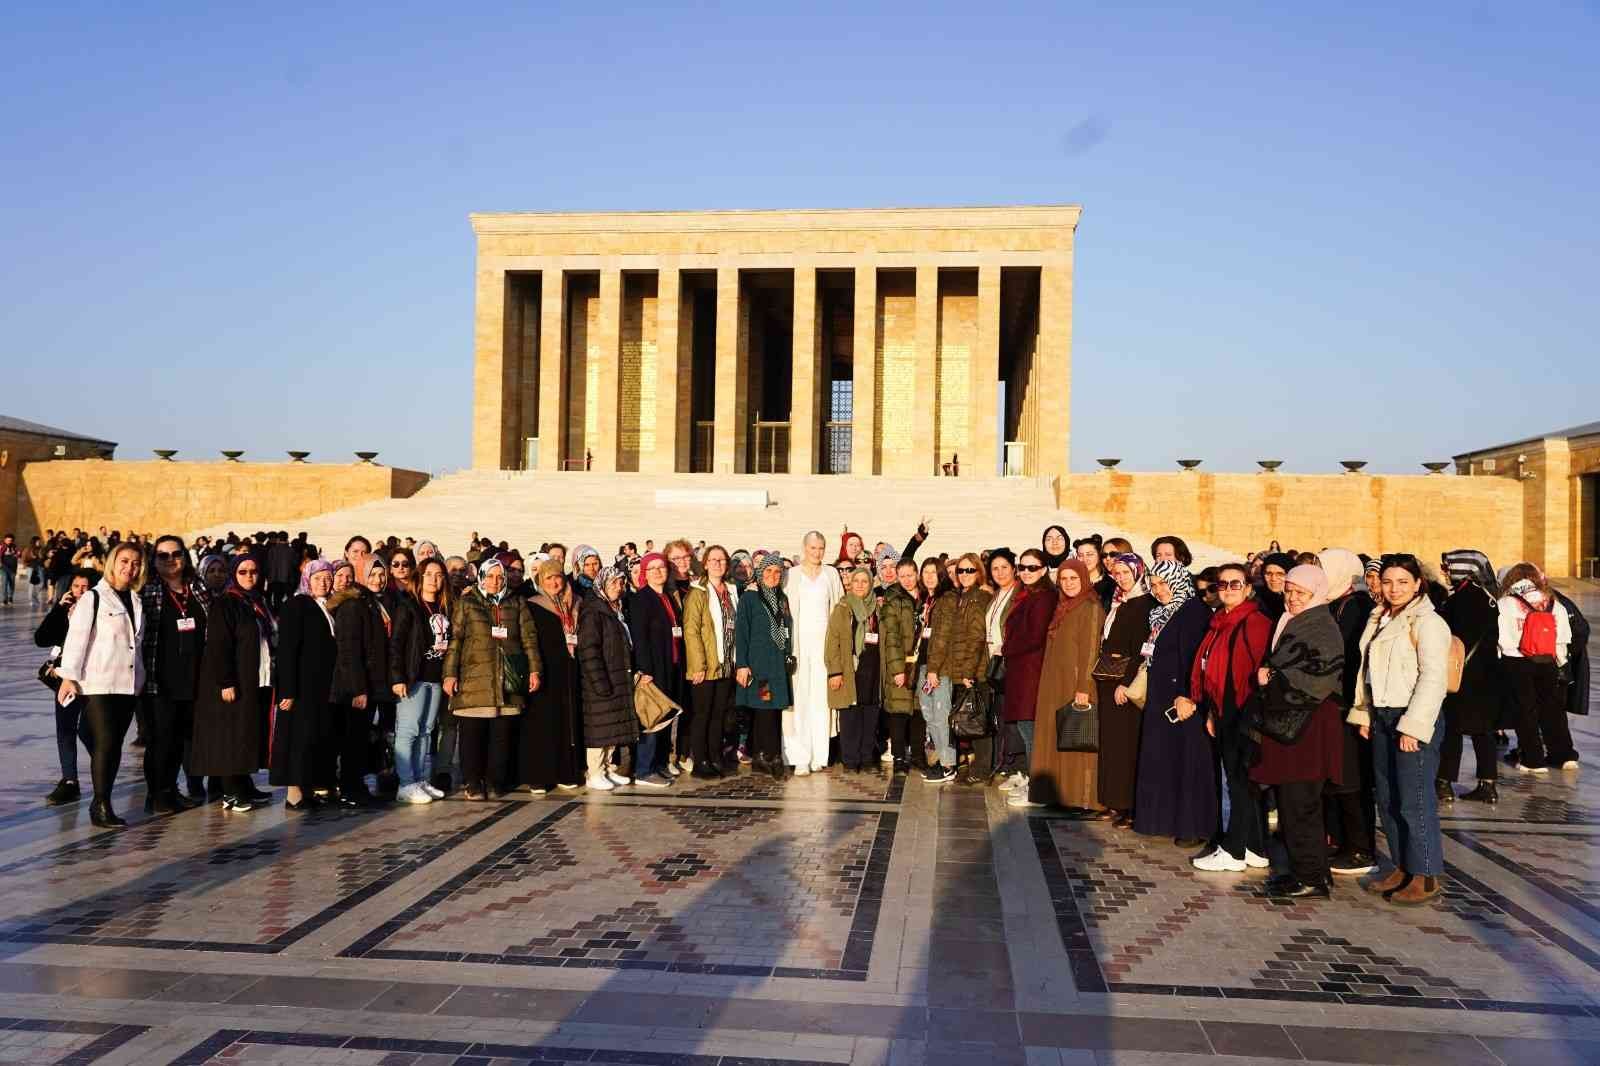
[15,460,428,539]
[1059,471,1527,569]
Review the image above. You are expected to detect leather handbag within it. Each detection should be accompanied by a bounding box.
[949,681,995,739]
[500,650,530,701]
[1091,649,1132,682]
[1124,662,1149,709]
[1055,697,1098,752]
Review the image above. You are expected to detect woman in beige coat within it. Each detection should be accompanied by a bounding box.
[1025,559,1104,810]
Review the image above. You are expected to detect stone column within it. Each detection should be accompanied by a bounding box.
[714,266,747,474]
[471,266,509,470]
[647,267,681,474]
[592,267,623,473]
[1035,255,1073,481]
[970,264,1000,478]
[851,264,878,476]
[536,269,566,471]
[789,263,821,475]
[912,264,939,476]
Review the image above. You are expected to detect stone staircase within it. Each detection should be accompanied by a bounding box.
[191,470,1234,566]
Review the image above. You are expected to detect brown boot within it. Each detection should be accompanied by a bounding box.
[1388,875,1441,905]
[1364,867,1408,895]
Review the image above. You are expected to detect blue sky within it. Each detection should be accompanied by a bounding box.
[3,3,1595,475]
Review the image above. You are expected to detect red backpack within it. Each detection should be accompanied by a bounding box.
[1515,595,1558,662]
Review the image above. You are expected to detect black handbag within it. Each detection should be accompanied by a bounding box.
[1250,682,1317,746]
[501,650,530,701]
[1091,649,1132,682]
[949,682,995,739]
[1055,698,1099,752]
[986,654,1007,688]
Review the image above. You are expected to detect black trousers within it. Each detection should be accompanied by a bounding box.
[144,695,194,795]
[689,679,735,766]
[749,707,783,763]
[1504,657,1575,767]
[1325,729,1375,857]
[1278,778,1331,885]
[1440,729,1498,782]
[838,704,879,768]
[459,715,514,790]
[82,694,135,804]
[339,704,374,793]
[885,712,911,764]
[1218,712,1266,860]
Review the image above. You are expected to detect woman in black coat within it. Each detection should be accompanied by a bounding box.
[520,560,587,793]
[576,566,640,789]
[328,557,392,805]
[272,560,338,810]
[1095,554,1155,826]
[1436,567,1502,804]
[191,555,273,812]
[627,554,686,782]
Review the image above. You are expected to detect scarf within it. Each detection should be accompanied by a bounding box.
[637,551,667,590]
[712,579,737,666]
[226,553,276,646]
[1047,558,1096,638]
[1040,525,1070,569]
[837,532,864,564]
[756,581,788,649]
[1441,549,1496,591]
[1262,594,1345,718]
[844,578,874,658]
[1272,564,1330,650]
[297,557,335,596]
[570,544,600,592]
[476,555,508,603]
[1147,558,1195,634]
[1318,548,1364,601]
[653,585,681,664]
[1190,598,1267,712]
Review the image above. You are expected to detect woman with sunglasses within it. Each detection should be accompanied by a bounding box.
[980,549,1019,784]
[191,553,276,813]
[914,558,956,781]
[928,552,994,781]
[1096,553,1154,827]
[329,556,392,805]
[1133,559,1216,848]
[138,535,209,813]
[996,549,1057,805]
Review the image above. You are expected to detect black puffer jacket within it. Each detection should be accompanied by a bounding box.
[388,590,430,688]
[330,587,390,705]
[577,599,639,748]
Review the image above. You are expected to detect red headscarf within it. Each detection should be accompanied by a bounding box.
[636,552,668,590]
[1047,558,1096,637]
[837,531,864,564]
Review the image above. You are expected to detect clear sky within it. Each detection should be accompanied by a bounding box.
[3,3,1596,475]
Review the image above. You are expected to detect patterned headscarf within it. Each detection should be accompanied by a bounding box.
[298,558,336,597]
[1147,558,1195,634]
[1109,552,1147,604]
[1441,549,1496,591]
[476,554,507,601]
[596,565,628,607]
[570,544,601,591]
[753,552,789,648]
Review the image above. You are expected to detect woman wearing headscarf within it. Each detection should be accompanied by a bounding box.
[734,552,794,777]
[629,552,685,786]
[198,553,231,596]
[878,556,920,773]
[443,554,541,800]
[1435,550,1502,805]
[825,565,880,772]
[1249,564,1347,898]
[1256,552,1295,622]
[1319,548,1379,876]
[1026,558,1105,810]
[1096,553,1154,827]
[576,564,639,791]
[1040,525,1071,571]
[1133,560,1216,846]
[997,549,1058,805]
[272,559,337,810]
[520,558,587,794]
[1497,562,1576,774]
[570,545,603,596]
[327,555,392,805]
[191,553,275,813]
[1183,562,1273,871]
[837,530,866,566]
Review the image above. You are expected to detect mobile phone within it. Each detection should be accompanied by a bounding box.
[1163,705,1181,724]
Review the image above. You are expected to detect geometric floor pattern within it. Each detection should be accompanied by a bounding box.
[2,591,1600,1065]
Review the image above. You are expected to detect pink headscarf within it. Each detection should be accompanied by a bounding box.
[1271,563,1329,649]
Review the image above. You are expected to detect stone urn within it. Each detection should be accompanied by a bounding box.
[1257,460,1283,472]
[1177,459,1203,471]
[287,450,310,463]
[1097,458,1121,470]
[1340,460,1368,474]
[153,449,177,461]
[1422,462,1449,474]
[220,450,244,462]
[355,451,380,465]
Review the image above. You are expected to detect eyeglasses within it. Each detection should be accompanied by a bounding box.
[1214,579,1246,591]
[1018,563,1046,573]
[956,567,978,575]
[155,551,182,561]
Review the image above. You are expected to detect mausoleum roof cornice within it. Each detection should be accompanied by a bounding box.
[470,204,1081,236]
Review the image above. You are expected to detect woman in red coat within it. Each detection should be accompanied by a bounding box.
[1001,548,1059,806]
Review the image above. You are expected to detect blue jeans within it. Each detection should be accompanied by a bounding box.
[636,730,662,779]
[394,682,443,785]
[0,567,14,602]
[917,667,955,767]
[56,696,92,781]
[1370,706,1444,876]
[1017,720,1035,768]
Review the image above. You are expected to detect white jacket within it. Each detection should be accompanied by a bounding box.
[1496,591,1571,665]
[1348,594,1450,740]
[56,578,145,695]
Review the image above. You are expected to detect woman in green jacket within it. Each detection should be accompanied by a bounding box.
[826,566,881,771]
[878,568,919,771]
[442,554,541,799]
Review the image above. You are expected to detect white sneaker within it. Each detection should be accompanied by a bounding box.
[811,763,827,774]
[586,774,615,792]
[398,783,432,805]
[1560,759,1580,770]
[680,757,694,773]
[607,770,630,787]
[880,749,895,763]
[557,782,582,791]
[794,766,810,776]
[421,782,445,799]
[1243,849,1270,869]
[1006,790,1044,808]
[998,773,1023,792]
[527,787,548,797]
[1191,848,1246,872]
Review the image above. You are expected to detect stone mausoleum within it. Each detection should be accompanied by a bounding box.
[469,205,1077,480]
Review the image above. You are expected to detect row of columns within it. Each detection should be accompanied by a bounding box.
[484,260,1066,479]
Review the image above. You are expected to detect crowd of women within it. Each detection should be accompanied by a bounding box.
[31,521,1589,908]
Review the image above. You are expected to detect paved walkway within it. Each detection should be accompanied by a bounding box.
[0,590,1597,1065]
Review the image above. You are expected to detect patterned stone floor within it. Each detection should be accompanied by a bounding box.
[0,589,1598,1066]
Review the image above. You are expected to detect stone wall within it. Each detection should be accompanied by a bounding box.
[1059,471,1526,569]
[15,461,428,540]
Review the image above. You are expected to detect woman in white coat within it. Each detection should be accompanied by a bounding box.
[56,542,147,827]
[784,531,843,774]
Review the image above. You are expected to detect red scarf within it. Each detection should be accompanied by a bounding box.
[656,588,681,665]
[1189,599,1269,713]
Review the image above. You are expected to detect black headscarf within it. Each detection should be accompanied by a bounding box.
[1041,525,1071,569]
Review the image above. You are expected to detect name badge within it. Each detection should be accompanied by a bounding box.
[1140,641,1156,658]
[671,625,683,639]
[921,627,932,639]
[864,632,879,645]
[432,639,448,654]
[491,625,509,640]
[175,617,197,633]
[565,633,579,649]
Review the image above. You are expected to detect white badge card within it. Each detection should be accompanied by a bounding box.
[671,626,684,638]
[864,632,879,644]
[491,625,509,640]
[566,633,579,648]
[1140,641,1156,658]
[921,627,933,639]
[176,617,197,633]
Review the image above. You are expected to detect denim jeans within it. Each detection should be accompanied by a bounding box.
[0,567,14,603]
[1017,720,1035,768]
[55,696,91,781]
[1370,706,1444,876]
[916,666,955,767]
[635,730,662,779]
[393,682,443,785]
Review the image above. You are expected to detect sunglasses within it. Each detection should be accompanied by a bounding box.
[1018,563,1046,573]
[956,567,978,575]
[390,559,410,568]
[155,550,183,561]
[1214,579,1247,591]
[236,568,259,577]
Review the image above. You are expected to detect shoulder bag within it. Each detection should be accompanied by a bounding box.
[949,681,995,739]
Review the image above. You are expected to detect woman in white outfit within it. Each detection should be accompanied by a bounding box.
[784,531,843,773]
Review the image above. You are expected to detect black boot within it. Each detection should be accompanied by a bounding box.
[89,799,126,828]
[1460,780,1499,805]
[45,779,80,806]
[1434,779,1454,805]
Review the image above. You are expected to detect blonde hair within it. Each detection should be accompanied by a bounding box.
[105,542,147,593]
